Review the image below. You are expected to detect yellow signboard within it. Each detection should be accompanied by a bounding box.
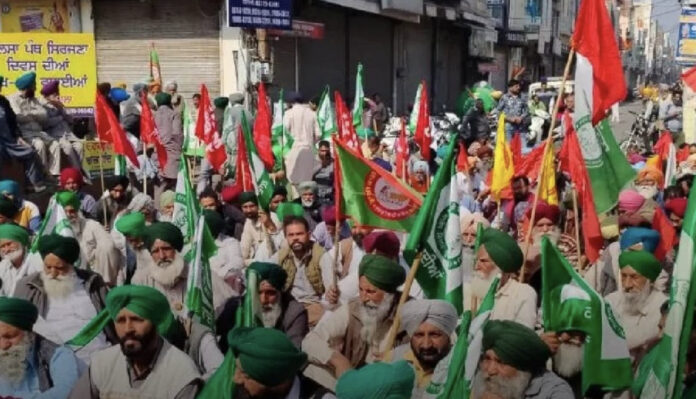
[0,33,96,116]
[0,0,70,33]
[82,141,116,178]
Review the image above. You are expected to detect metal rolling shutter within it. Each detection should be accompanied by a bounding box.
[93,0,221,99]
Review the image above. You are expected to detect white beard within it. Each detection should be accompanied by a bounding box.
[359,293,394,343]
[553,343,584,378]
[622,282,653,315]
[470,270,498,301]
[41,270,78,299]
[69,218,84,237]
[259,302,282,328]
[636,185,658,200]
[471,368,532,399]
[533,228,561,247]
[0,333,31,385]
[149,252,186,288]
[159,214,172,222]
[3,248,24,265]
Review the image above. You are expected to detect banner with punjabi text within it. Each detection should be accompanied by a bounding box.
[0,33,96,116]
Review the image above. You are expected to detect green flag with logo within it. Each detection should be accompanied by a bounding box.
[241,113,274,211]
[185,214,216,329]
[172,156,199,242]
[317,85,337,140]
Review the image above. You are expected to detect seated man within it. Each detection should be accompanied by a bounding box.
[94,175,133,230]
[68,285,202,398]
[474,227,537,328]
[203,210,244,298]
[312,205,350,251]
[471,320,573,398]
[302,254,407,390]
[158,190,176,222]
[58,190,122,285]
[605,250,667,360]
[319,220,372,304]
[294,181,323,231]
[0,297,80,398]
[240,192,281,265]
[60,167,97,219]
[460,212,490,310]
[0,179,41,233]
[40,80,84,173]
[336,361,415,399]
[393,299,458,398]
[114,212,152,285]
[217,262,308,351]
[0,224,42,296]
[14,234,116,366]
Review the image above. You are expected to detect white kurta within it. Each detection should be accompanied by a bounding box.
[0,252,42,296]
[77,219,123,285]
[605,288,667,352]
[489,279,538,329]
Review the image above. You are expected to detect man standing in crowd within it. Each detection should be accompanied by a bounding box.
[284,92,320,191]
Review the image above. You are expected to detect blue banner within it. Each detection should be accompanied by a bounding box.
[228,0,292,30]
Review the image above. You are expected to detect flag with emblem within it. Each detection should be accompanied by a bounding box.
[403,138,463,313]
[317,85,337,140]
[149,43,162,85]
[241,113,274,211]
[185,213,216,330]
[172,156,199,242]
[335,91,360,151]
[541,237,632,394]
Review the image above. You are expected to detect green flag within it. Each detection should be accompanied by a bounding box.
[403,139,463,313]
[114,154,127,177]
[408,83,423,134]
[271,89,293,166]
[185,214,216,329]
[30,195,75,253]
[183,100,204,157]
[241,113,274,211]
[634,183,696,398]
[351,63,364,127]
[317,86,337,140]
[172,156,199,242]
[541,237,633,394]
[333,137,422,231]
[573,118,635,214]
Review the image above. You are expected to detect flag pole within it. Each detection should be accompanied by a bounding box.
[571,184,583,270]
[520,48,575,283]
[97,141,108,227]
[142,145,148,195]
[383,252,423,361]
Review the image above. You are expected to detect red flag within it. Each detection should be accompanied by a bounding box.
[414,81,431,160]
[510,133,522,168]
[516,144,546,182]
[234,125,254,192]
[139,93,168,172]
[395,120,410,180]
[652,208,677,261]
[94,93,139,168]
[678,146,691,163]
[573,0,626,125]
[456,142,469,173]
[334,91,359,151]
[195,84,227,172]
[558,114,603,262]
[682,65,696,92]
[253,82,274,170]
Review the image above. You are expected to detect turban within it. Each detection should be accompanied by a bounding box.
[460,212,490,232]
[159,190,175,208]
[40,80,59,96]
[38,234,81,264]
[322,206,337,226]
[619,250,661,282]
[618,189,646,213]
[213,97,229,109]
[69,285,174,347]
[115,212,146,238]
[127,193,154,213]
[97,82,111,96]
[15,72,36,90]
[287,91,304,103]
[0,197,18,219]
[239,191,258,205]
[363,231,401,260]
[59,167,83,188]
[0,223,29,247]
[400,299,458,337]
[628,152,646,164]
[600,214,620,240]
[276,202,304,223]
[132,83,147,93]
[526,201,560,225]
[298,181,317,194]
[547,284,593,335]
[107,175,130,190]
[0,180,20,199]
[155,92,172,107]
[229,93,244,104]
[482,320,551,372]
[665,198,688,218]
[164,81,177,91]
[203,209,225,238]
[109,87,130,103]
[336,360,415,399]
[636,166,664,186]
[228,327,307,386]
[0,297,38,331]
[358,254,406,293]
[619,227,660,253]
[479,227,523,273]
[221,185,242,203]
[413,161,429,174]
[272,185,288,198]
[477,145,494,158]
[55,190,80,210]
[248,262,287,291]
[143,222,184,252]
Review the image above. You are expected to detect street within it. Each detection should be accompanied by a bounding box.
[610,100,644,144]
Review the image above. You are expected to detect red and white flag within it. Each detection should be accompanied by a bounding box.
[140,93,168,172]
[414,80,431,160]
[195,84,227,172]
[334,91,360,152]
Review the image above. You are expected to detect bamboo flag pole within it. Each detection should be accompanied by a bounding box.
[383,253,423,361]
[142,145,148,195]
[520,48,575,283]
[571,185,583,270]
[97,141,108,227]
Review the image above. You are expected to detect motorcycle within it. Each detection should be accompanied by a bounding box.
[527,109,551,143]
[619,110,656,154]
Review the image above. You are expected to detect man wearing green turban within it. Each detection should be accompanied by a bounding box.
[67,285,203,398]
[606,250,667,354]
[0,223,42,296]
[336,360,415,399]
[114,211,150,285]
[473,227,537,329]
[472,320,573,398]
[302,254,408,390]
[0,297,80,398]
[217,262,308,353]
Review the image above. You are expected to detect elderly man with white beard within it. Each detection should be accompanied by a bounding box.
[471,320,573,399]
[472,227,537,328]
[302,254,408,390]
[114,212,152,285]
[217,262,308,352]
[14,234,117,367]
[0,297,80,398]
[460,212,490,311]
[605,250,667,361]
[56,190,122,286]
[0,224,42,296]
